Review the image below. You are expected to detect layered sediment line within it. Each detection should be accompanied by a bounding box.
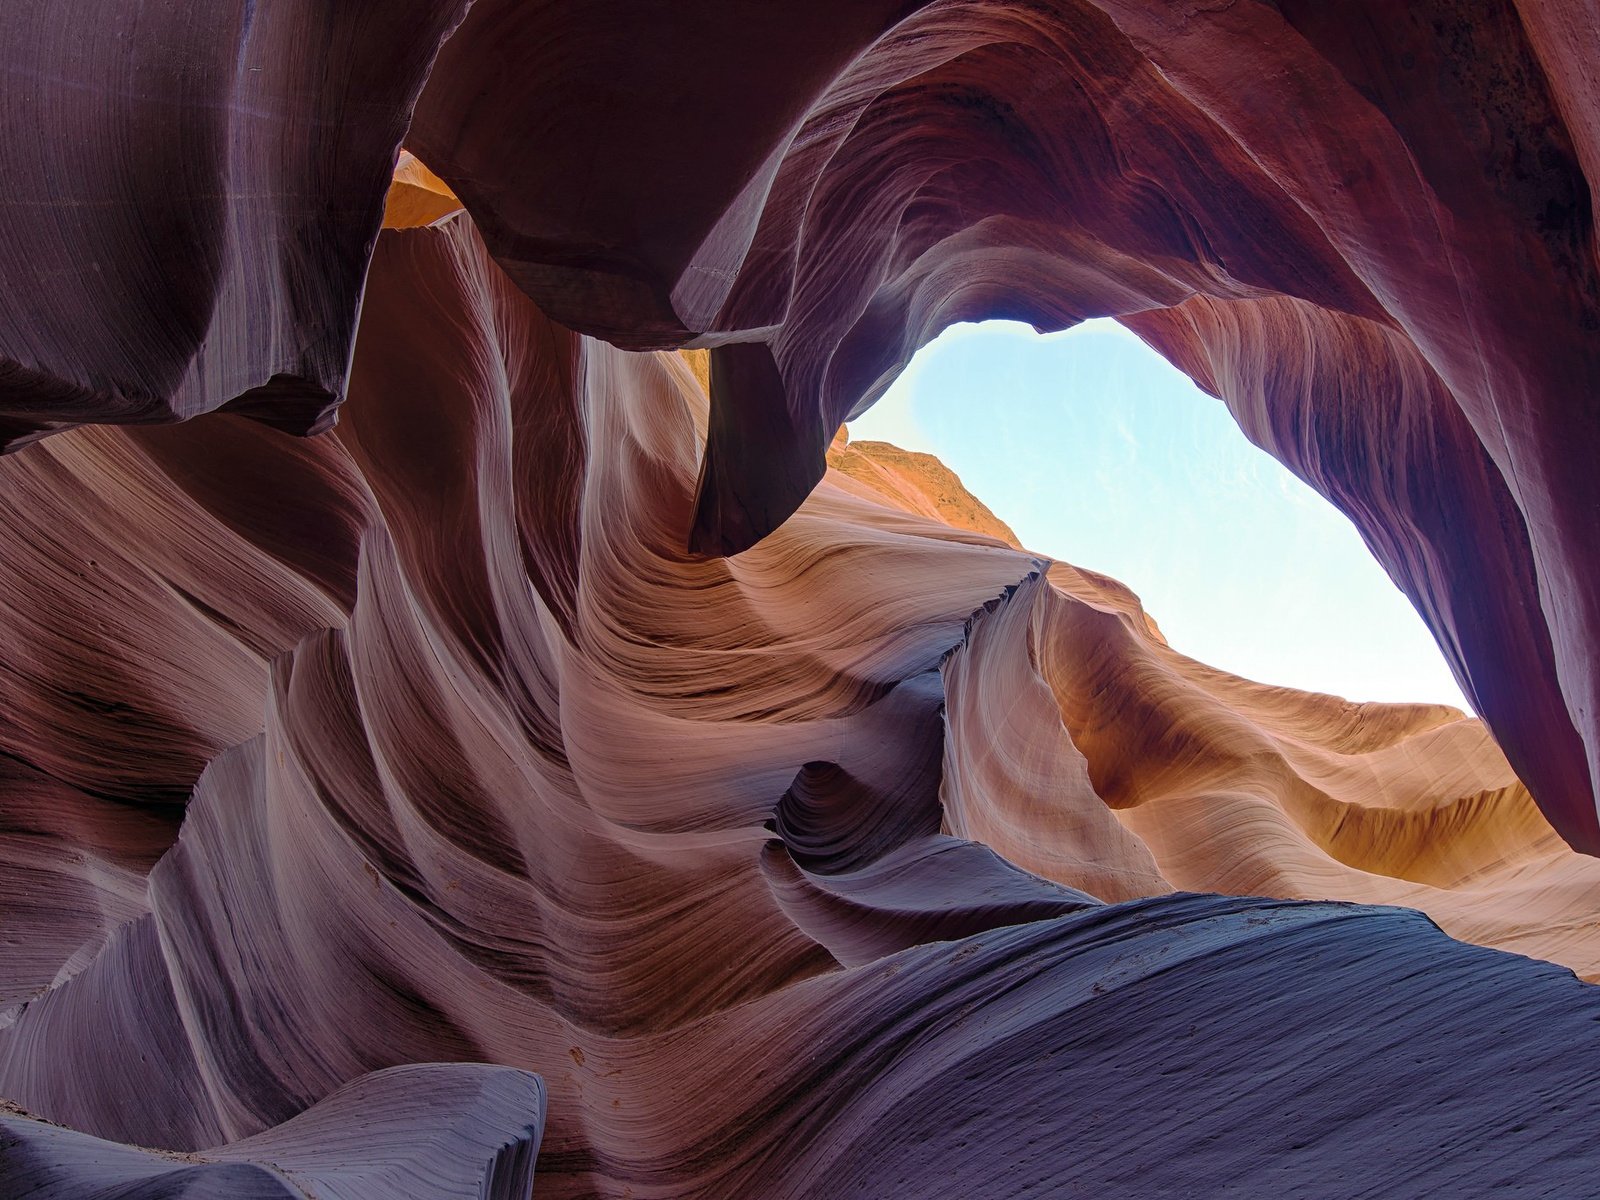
[1,1065,545,1200]
[3,200,1599,1195]
[0,1,473,445]
[3,3,1596,851]
[405,1,1600,851]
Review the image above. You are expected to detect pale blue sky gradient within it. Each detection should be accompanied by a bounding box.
[847,318,1472,711]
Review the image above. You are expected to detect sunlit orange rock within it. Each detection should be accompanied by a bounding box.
[841,436,1600,979]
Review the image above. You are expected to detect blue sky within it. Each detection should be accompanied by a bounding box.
[847,318,1472,711]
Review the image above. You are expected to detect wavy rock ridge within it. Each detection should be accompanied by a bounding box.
[404,0,1600,856]
[834,430,1600,979]
[4,2,1598,856]
[3,4,1600,1196]
[1,190,1599,1194]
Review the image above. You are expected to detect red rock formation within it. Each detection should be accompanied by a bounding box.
[5,1,1593,851]
[406,0,1600,852]
[3,7,1600,1196]
[3,197,1600,1195]
[1127,296,1596,856]
[842,437,1600,979]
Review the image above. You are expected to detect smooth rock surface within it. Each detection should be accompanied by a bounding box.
[0,1063,544,1199]
[3,198,1599,1196]
[406,1,1600,852]
[3,2,1598,849]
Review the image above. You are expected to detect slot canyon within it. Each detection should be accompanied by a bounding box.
[3,3,1600,1196]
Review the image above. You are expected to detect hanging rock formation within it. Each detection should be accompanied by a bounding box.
[0,0,473,447]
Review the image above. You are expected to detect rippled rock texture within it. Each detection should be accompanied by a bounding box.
[3,3,1600,1197]
[4,1,1598,854]
[1,192,1599,1195]
[410,0,1600,854]
[2,1065,544,1199]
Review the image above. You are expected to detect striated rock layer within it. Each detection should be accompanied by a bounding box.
[837,436,1600,979]
[401,0,1600,854]
[0,1,472,445]
[2,196,1599,1195]
[2,1065,544,1200]
[2,2,1597,855]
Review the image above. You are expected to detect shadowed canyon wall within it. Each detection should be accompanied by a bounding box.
[2,3,1600,1196]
